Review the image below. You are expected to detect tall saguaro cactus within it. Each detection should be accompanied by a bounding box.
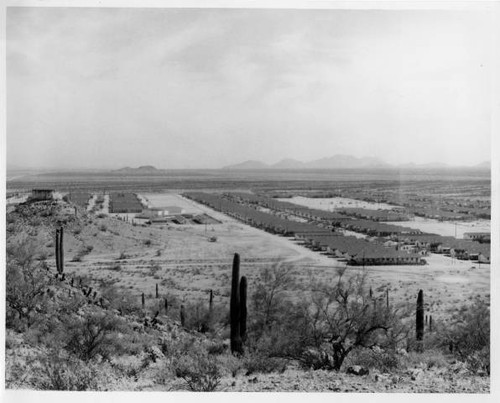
[58,227,64,274]
[416,289,424,341]
[239,276,248,343]
[55,229,60,273]
[230,253,243,355]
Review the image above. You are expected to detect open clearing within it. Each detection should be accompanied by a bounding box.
[278,196,397,211]
[386,217,490,238]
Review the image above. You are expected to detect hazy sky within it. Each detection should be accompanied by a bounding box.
[6,7,493,169]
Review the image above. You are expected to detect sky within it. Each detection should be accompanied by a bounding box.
[6,7,494,169]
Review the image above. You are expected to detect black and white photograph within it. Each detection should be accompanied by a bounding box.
[2,0,498,397]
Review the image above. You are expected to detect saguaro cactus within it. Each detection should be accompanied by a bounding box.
[55,229,60,273]
[386,289,389,309]
[208,289,214,328]
[141,292,145,309]
[429,315,433,332]
[416,289,424,341]
[156,283,159,299]
[58,227,64,274]
[239,276,248,343]
[230,253,243,355]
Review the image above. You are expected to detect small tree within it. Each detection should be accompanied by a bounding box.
[251,262,295,336]
[308,267,405,371]
[6,235,51,329]
[63,311,122,361]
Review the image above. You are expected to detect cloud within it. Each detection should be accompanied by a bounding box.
[6,8,493,169]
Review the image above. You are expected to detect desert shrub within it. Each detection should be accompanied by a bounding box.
[181,301,227,334]
[117,329,158,357]
[7,223,16,233]
[100,285,141,315]
[63,311,123,362]
[71,245,93,261]
[207,342,227,356]
[343,347,400,373]
[110,264,122,272]
[116,250,128,260]
[242,352,287,375]
[99,224,107,232]
[399,349,448,370]
[466,346,490,375]
[6,235,52,330]
[71,249,86,262]
[143,239,152,246]
[159,332,200,359]
[30,353,107,391]
[149,264,161,275]
[300,347,336,370]
[216,354,243,377]
[172,352,222,391]
[436,298,490,374]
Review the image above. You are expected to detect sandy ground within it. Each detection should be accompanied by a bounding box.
[102,194,110,214]
[386,217,490,238]
[86,194,97,212]
[6,194,29,205]
[279,196,397,211]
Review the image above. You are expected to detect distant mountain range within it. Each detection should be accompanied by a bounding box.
[113,165,162,174]
[222,155,491,170]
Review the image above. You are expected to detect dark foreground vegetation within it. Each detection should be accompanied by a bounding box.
[5,200,490,391]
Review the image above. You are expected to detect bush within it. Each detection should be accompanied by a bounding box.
[6,235,51,330]
[31,353,103,390]
[399,349,448,370]
[300,347,336,371]
[344,347,400,373]
[116,251,128,260]
[172,353,222,391]
[63,311,123,361]
[242,352,287,375]
[207,342,227,356]
[437,298,490,374]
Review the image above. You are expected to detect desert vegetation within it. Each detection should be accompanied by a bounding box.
[4,181,490,392]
